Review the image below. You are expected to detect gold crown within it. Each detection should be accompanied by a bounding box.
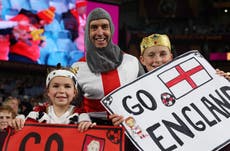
[69,66,79,74]
[140,34,171,55]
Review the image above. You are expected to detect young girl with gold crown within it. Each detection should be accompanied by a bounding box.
[9,65,95,132]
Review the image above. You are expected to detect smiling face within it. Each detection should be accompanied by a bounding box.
[47,76,76,108]
[5,99,19,113]
[89,19,111,48]
[0,111,13,130]
[140,45,173,72]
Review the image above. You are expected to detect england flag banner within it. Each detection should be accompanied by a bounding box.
[101,50,230,151]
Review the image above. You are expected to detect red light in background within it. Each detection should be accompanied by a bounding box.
[210,52,227,61]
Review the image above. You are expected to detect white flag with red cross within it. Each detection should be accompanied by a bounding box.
[158,58,212,99]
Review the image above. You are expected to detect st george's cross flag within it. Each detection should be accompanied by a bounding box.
[158,58,212,99]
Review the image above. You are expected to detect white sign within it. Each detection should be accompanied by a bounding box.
[101,50,230,151]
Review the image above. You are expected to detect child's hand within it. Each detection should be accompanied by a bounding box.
[216,69,230,80]
[8,118,25,130]
[78,121,96,132]
[109,114,124,126]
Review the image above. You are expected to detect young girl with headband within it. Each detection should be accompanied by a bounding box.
[9,66,95,132]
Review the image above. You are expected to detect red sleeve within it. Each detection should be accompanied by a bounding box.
[33,103,48,112]
[73,106,86,114]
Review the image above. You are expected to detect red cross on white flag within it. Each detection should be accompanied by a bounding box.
[158,58,212,99]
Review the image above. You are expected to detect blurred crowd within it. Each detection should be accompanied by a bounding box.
[0,73,46,120]
[0,0,87,66]
[138,18,230,35]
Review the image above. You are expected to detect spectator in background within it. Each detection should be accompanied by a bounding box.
[3,96,25,119]
[0,105,16,131]
[0,105,16,150]
[7,7,56,64]
[9,14,41,64]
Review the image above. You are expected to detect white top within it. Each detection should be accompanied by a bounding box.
[26,105,90,124]
[72,53,140,100]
